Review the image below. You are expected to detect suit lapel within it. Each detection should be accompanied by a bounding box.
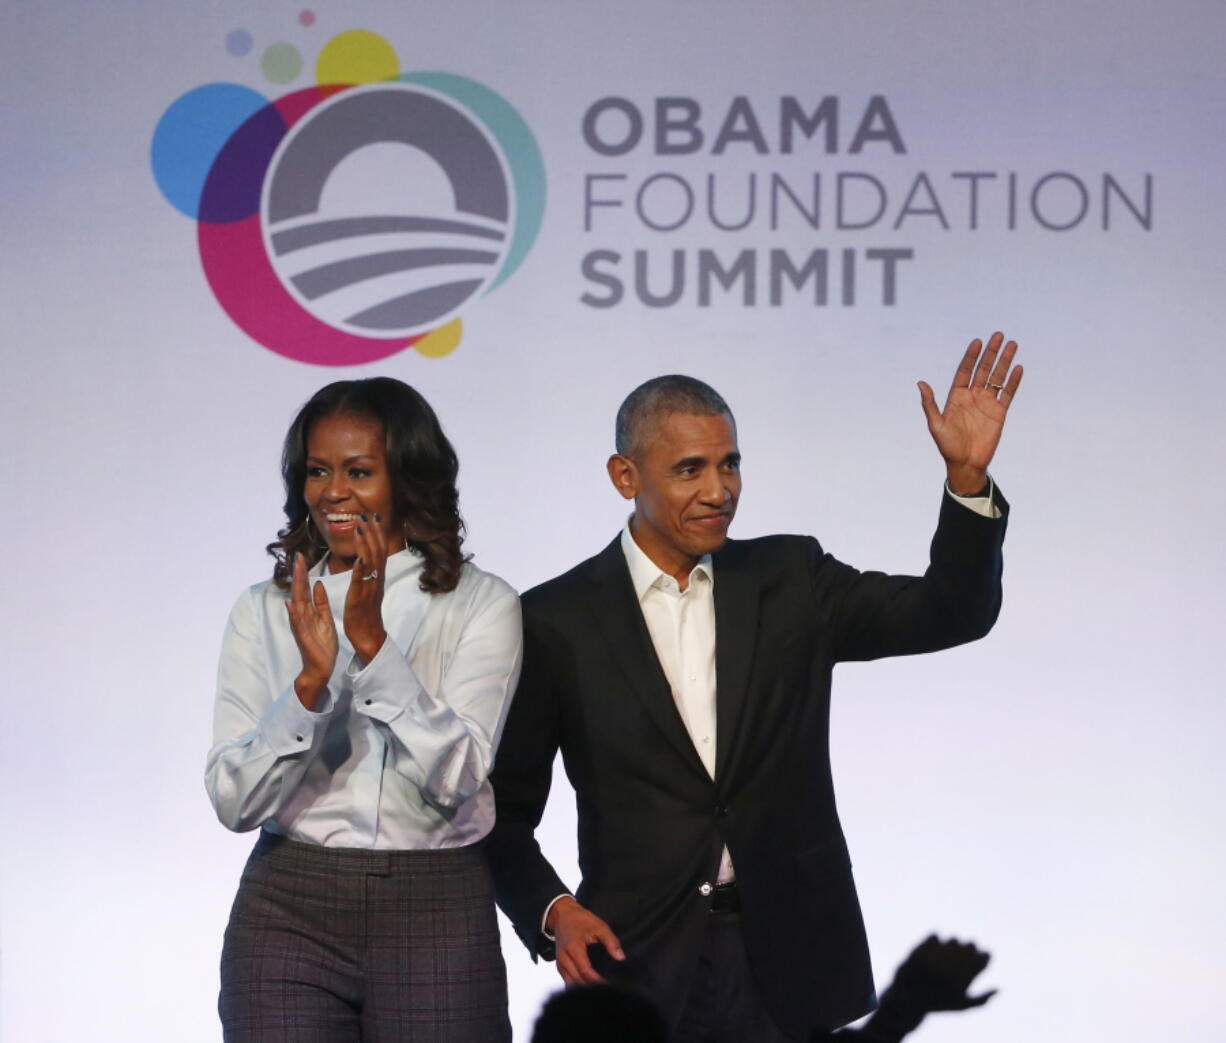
[713,540,759,782]
[583,538,710,779]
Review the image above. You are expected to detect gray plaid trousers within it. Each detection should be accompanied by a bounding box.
[219,833,510,1043]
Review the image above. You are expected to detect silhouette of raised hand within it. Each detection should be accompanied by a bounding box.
[818,935,995,1043]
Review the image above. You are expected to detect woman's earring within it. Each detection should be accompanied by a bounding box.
[304,516,325,548]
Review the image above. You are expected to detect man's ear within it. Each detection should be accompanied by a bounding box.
[606,454,638,500]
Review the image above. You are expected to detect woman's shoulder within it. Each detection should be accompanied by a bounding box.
[226,575,286,621]
[453,559,519,608]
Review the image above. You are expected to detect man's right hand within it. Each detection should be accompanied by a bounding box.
[547,896,626,985]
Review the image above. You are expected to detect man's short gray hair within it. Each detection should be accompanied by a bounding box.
[615,375,733,458]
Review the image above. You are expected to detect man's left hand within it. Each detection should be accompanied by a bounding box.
[918,332,1023,495]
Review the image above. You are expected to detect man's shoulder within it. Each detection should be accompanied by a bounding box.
[717,532,820,568]
[521,537,621,609]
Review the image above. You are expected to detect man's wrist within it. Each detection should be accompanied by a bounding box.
[542,893,573,939]
[945,465,990,497]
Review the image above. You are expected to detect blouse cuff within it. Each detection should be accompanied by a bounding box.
[261,684,335,757]
[348,637,426,724]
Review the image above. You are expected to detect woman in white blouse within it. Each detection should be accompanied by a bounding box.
[206,377,521,1042]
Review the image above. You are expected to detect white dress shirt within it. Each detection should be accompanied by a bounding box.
[205,548,522,849]
[620,523,737,883]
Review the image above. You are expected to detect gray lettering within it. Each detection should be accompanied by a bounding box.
[769,248,828,305]
[635,173,695,232]
[849,96,905,154]
[1030,172,1089,231]
[584,174,627,232]
[583,97,642,156]
[707,173,757,231]
[770,173,821,230]
[656,97,704,155]
[893,172,949,230]
[698,249,756,305]
[1103,174,1152,230]
[635,249,686,306]
[951,172,996,230]
[837,173,887,230]
[580,250,623,307]
[866,248,913,305]
[712,96,769,154]
[780,96,838,153]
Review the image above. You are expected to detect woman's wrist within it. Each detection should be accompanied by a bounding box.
[294,672,330,710]
[352,631,387,667]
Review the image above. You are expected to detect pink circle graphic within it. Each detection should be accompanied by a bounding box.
[196,87,415,366]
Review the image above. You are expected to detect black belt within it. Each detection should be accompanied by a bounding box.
[709,881,741,913]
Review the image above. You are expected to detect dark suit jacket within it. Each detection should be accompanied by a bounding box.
[487,491,1008,1039]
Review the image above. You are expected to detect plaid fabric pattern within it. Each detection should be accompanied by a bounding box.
[219,833,510,1042]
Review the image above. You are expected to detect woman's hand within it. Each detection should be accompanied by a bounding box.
[287,552,339,710]
[344,513,390,666]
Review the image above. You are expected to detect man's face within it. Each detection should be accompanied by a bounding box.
[609,411,741,579]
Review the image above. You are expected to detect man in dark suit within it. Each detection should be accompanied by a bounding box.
[487,334,1023,1041]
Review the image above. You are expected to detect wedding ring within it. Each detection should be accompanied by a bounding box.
[361,570,379,582]
[987,382,1004,391]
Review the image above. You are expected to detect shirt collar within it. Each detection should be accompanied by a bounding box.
[620,516,713,600]
[309,546,424,588]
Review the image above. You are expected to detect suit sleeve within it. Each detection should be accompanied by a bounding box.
[817,488,1009,663]
[485,606,570,960]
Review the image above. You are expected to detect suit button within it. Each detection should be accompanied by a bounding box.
[715,805,728,817]
[699,882,713,897]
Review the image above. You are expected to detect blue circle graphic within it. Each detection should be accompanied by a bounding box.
[225,29,254,57]
[151,83,269,218]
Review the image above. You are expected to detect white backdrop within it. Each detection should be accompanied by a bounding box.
[2,2,1223,1041]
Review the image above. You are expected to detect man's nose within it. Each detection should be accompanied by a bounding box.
[698,469,729,504]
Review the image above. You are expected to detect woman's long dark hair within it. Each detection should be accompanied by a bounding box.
[267,378,467,594]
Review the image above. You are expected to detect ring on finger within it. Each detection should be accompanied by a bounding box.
[361,570,379,582]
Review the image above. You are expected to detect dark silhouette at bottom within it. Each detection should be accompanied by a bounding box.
[529,935,993,1042]
[531,983,670,1043]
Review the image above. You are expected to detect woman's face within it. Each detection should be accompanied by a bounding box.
[303,412,404,573]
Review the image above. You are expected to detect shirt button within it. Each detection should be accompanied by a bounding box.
[364,699,372,706]
[295,735,304,742]
[699,882,713,897]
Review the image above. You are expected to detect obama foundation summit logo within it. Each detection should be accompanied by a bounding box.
[152,23,545,365]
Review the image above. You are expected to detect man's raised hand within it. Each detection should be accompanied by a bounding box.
[918,332,1023,495]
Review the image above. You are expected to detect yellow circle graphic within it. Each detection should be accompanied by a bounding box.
[316,30,400,85]
[413,319,463,358]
